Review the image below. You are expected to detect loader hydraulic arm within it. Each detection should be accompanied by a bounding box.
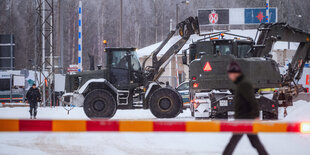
[142,16,199,81]
[253,23,310,84]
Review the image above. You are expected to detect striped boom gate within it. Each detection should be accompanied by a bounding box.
[0,119,309,133]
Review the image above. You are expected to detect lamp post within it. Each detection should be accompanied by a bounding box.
[120,0,123,47]
[176,0,189,26]
[174,1,189,85]
[286,0,303,49]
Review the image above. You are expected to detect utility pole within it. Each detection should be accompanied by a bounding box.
[57,0,64,74]
[41,0,46,105]
[287,0,290,49]
[176,1,189,27]
[176,3,179,26]
[154,0,158,42]
[78,1,83,72]
[120,0,123,47]
[266,0,269,23]
[36,0,55,106]
[170,19,173,31]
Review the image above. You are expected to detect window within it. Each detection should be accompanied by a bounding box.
[111,51,128,69]
[0,79,10,91]
[131,52,141,71]
[238,44,251,58]
[0,58,14,69]
[177,82,189,91]
[215,44,232,55]
[0,47,12,57]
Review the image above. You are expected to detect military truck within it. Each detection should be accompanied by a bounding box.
[182,23,310,119]
[62,17,200,119]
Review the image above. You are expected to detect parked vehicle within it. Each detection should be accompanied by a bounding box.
[176,81,190,108]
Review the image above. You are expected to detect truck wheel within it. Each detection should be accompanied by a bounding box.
[83,89,117,119]
[263,111,278,120]
[149,88,182,118]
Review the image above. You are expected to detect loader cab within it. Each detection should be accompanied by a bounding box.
[106,48,143,89]
[183,39,253,65]
[213,40,233,56]
[211,39,253,57]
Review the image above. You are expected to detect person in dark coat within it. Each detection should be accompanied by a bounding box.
[223,61,268,155]
[26,84,41,119]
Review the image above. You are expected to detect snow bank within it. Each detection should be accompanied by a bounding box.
[282,100,310,121]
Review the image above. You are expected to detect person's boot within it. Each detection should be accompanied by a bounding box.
[30,116,33,119]
[34,111,37,119]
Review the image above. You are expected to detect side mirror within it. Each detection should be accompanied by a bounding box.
[182,50,187,65]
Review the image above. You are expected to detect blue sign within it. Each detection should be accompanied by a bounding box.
[244,8,276,24]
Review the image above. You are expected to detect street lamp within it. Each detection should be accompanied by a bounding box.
[176,0,190,25]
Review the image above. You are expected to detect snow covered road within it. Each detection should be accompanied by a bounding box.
[0,106,194,120]
[0,101,310,155]
[1,132,310,155]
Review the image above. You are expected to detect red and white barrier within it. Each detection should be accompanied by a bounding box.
[0,119,310,133]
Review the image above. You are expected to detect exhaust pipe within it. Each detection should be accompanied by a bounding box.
[88,53,95,70]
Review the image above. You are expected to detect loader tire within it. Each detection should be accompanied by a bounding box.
[83,89,117,119]
[149,88,182,118]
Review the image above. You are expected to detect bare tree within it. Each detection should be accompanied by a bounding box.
[1,0,309,70]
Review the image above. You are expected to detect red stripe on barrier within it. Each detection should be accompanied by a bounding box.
[153,121,186,132]
[19,120,52,131]
[87,120,119,131]
[220,121,253,133]
[287,122,300,132]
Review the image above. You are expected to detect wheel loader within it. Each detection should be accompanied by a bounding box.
[62,17,200,119]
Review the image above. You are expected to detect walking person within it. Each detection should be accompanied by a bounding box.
[26,84,41,119]
[223,61,268,155]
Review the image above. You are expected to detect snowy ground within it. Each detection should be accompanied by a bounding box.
[1,132,310,155]
[0,106,193,120]
[0,101,310,155]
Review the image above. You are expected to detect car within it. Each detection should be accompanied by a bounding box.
[176,81,190,108]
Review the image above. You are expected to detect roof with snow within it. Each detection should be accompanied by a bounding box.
[137,29,299,58]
